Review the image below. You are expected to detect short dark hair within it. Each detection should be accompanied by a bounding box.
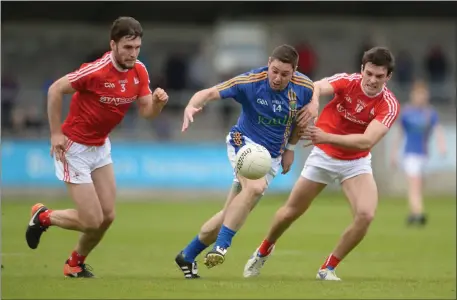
[362,47,395,75]
[270,44,299,70]
[110,17,143,43]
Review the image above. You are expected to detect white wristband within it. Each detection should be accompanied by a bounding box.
[286,144,296,151]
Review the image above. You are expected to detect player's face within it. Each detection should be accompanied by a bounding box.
[411,86,429,106]
[267,58,294,91]
[360,62,392,96]
[110,36,142,69]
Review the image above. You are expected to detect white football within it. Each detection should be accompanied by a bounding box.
[234,144,272,180]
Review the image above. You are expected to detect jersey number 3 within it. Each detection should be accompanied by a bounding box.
[120,83,126,92]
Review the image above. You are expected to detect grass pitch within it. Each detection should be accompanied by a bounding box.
[1,194,456,299]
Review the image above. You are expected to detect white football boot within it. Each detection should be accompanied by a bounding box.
[243,246,275,278]
[316,267,342,281]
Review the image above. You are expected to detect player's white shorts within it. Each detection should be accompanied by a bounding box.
[402,153,426,176]
[301,146,372,185]
[54,137,113,184]
[226,132,281,186]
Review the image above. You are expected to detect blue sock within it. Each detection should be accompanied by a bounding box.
[182,235,208,263]
[214,225,237,250]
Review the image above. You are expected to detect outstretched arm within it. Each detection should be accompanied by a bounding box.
[182,74,251,132]
[325,120,390,150]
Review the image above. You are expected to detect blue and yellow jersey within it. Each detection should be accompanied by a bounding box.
[216,66,314,158]
[401,105,439,155]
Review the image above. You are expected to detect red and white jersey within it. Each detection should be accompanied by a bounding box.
[316,73,400,160]
[62,51,152,146]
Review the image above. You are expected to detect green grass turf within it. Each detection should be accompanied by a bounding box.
[1,195,456,299]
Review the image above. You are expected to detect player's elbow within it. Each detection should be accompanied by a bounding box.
[357,137,374,150]
[201,87,220,102]
[47,82,60,98]
[48,76,74,97]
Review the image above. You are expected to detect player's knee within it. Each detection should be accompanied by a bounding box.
[354,211,375,226]
[244,181,267,198]
[79,209,104,232]
[102,210,116,228]
[281,205,302,222]
[81,217,104,232]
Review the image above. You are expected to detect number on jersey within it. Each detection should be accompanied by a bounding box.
[273,104,282,113]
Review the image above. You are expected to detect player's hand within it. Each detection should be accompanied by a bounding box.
[301,125,329,147]
[50,133,67,163]
[281,149,294,174]
[152,88,169,105]
[296,100,319,128]
[182,105,202,132]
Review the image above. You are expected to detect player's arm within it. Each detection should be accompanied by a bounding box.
[186,74,250,109]
[281,122,301,174]
[47,75,77,135]
[182,75,247,131]
[137,90,168,119]
[324,96,399,150]
[297,74,347,127]
[136,62,168,119]
[312,73,351,104]
[286,124,301,150]
[186,87,222,109]
[311,78,335,104]
[325,120,391,150]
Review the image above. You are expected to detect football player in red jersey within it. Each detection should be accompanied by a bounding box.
[25,17,169,278]
[243,47,400,281]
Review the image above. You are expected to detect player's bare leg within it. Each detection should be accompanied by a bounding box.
[61,163,116,278]
[26,165,115,278]
[317,173,377,280]
[26,182,103,278]
[244,177,326,277]
[73,164,116,257]
[199,182,242,244]
[203,175,267,268]
[406,174,426,225]
[26,183,104,249]
[176,182,242,278]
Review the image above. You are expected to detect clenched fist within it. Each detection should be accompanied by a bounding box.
[152,88,169,103]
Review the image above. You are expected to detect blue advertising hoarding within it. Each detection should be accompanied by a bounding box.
[1,140,299,192]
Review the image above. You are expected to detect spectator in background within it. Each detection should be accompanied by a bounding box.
[295,41,317,79]
[1,69,19,130]
[395,50,414,85]
[425,45,448,83]
[355,39,374,71]
[187,43,212,90]
[164,50,188,91]
[85,48,108,63]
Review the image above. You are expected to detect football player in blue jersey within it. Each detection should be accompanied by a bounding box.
[390,80,447,225]
[174,44,317,278]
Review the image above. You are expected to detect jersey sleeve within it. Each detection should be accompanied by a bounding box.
[303,83,314,108]
[67,63,97,91]
[375,92,400,128]
[136,61,153,97]
[215,73,254,102]
[325,73,356,95]
[291,75,314,109]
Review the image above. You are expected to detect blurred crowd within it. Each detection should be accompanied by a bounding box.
[2,35,455,140]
